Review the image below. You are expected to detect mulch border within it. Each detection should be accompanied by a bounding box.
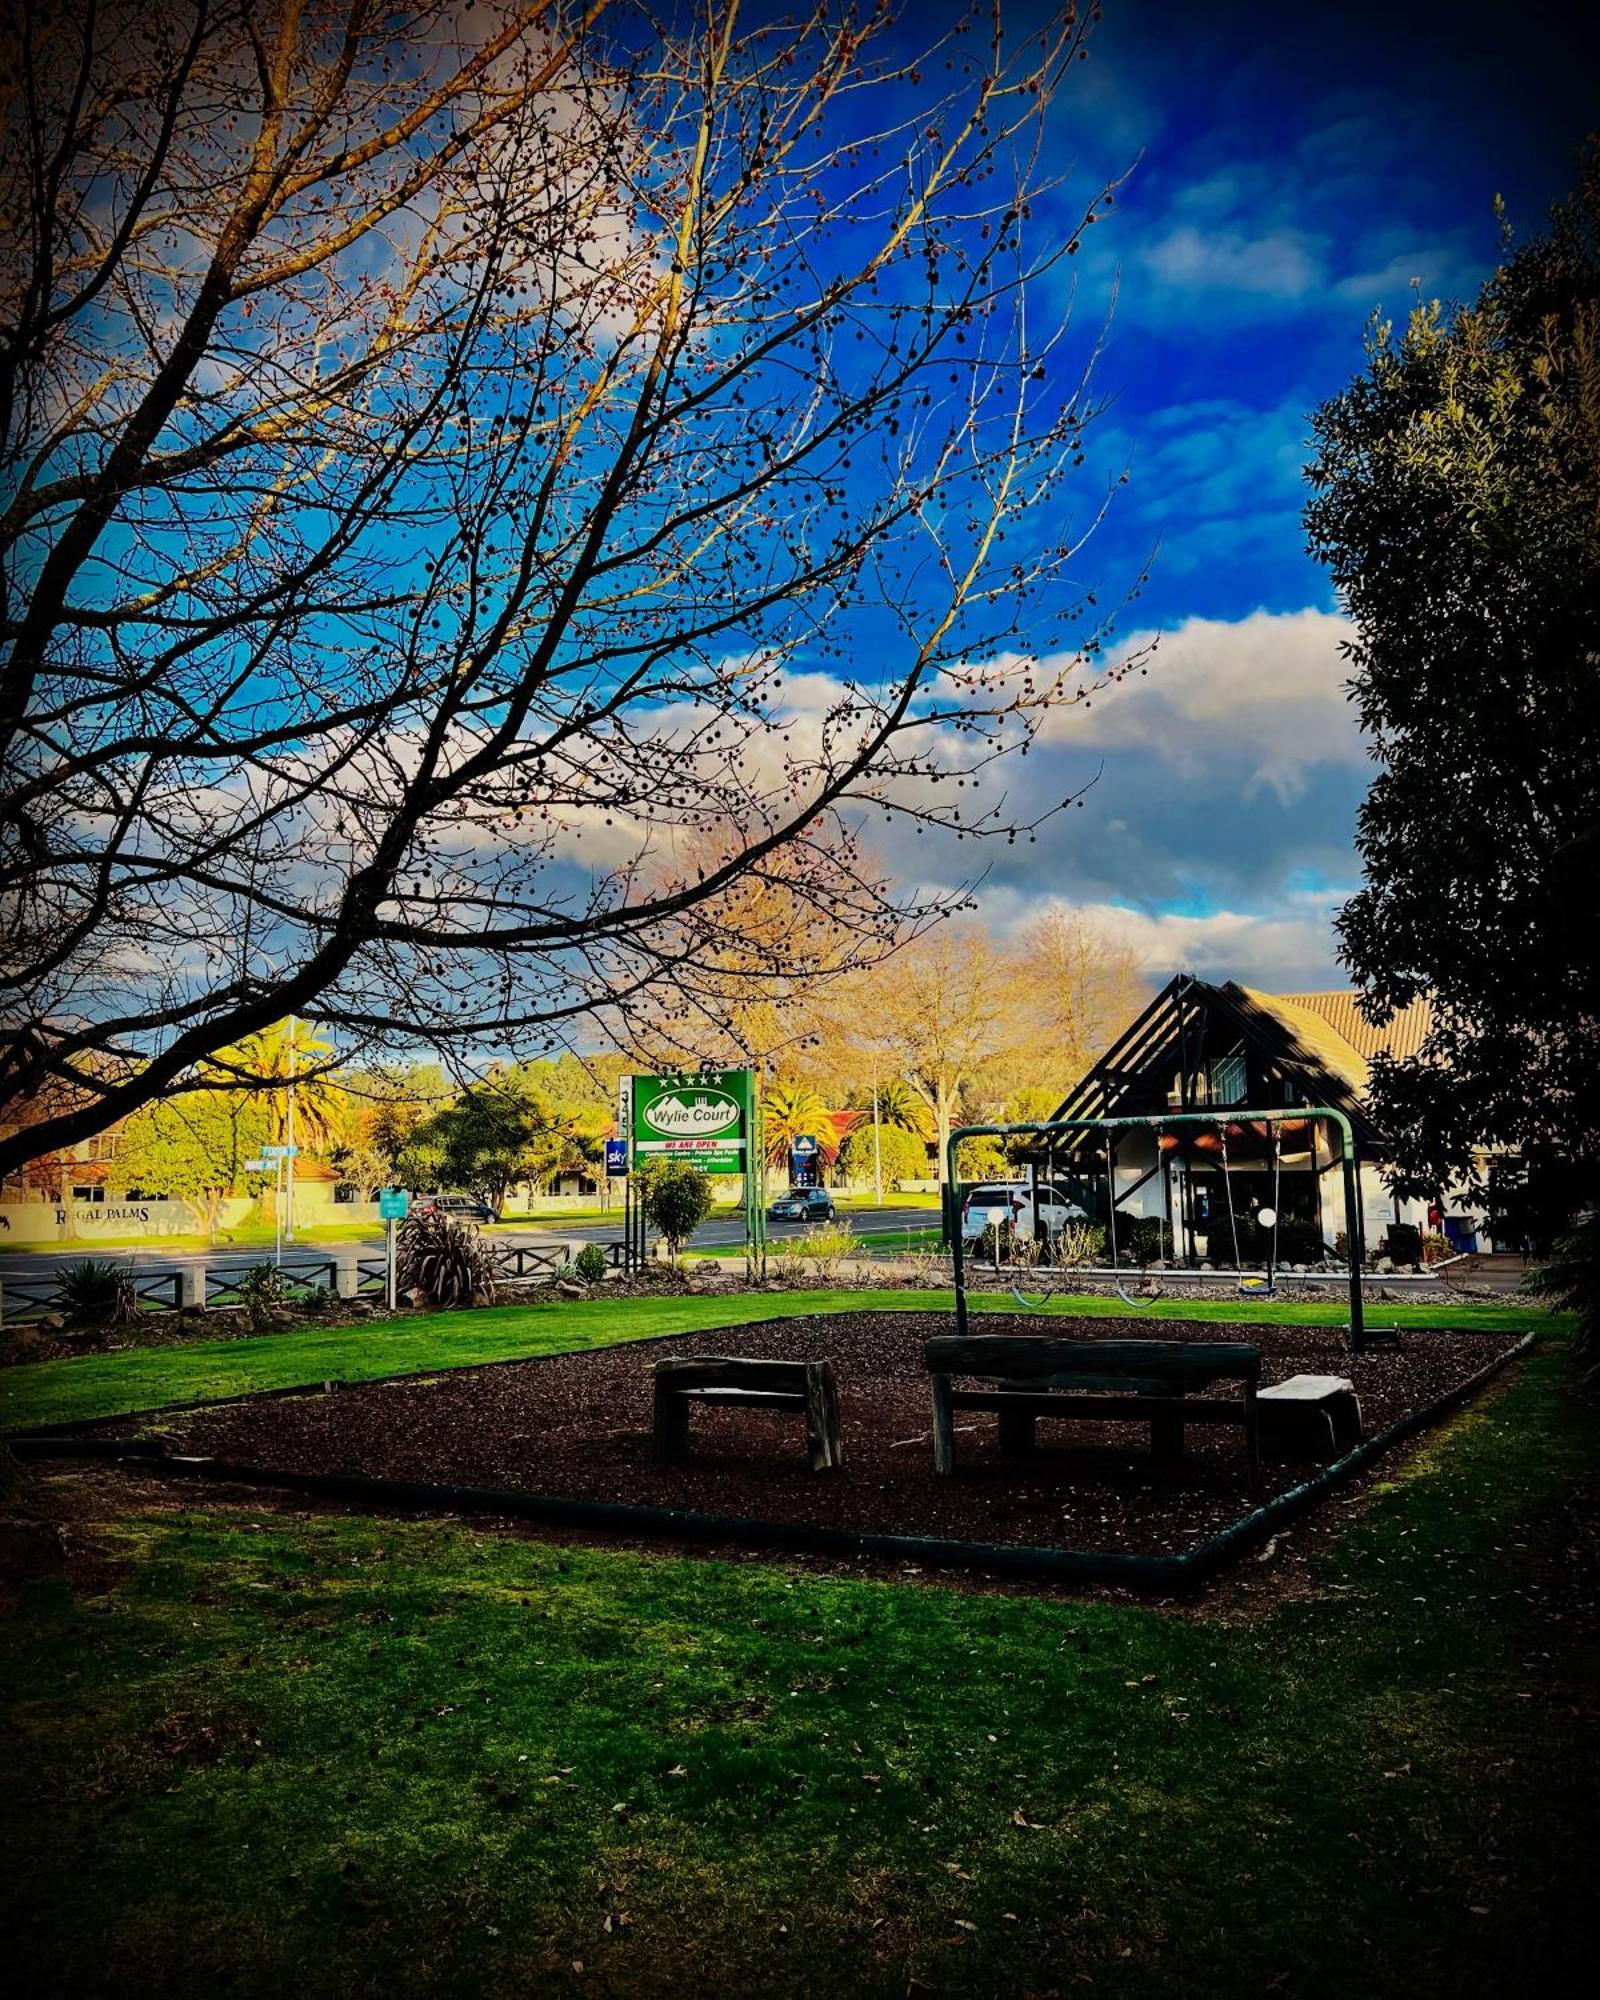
[10,1325,1537,1594]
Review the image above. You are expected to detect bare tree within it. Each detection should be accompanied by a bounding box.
[0,0,1140,1179]
[1015,904,1146,1081]
[856,920,1017,1182]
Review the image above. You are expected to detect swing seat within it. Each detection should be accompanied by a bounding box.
[1237,1274,1274,1298]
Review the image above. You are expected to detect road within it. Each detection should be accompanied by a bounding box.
[0,1203,939,1293]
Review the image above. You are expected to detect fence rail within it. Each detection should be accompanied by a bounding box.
[0,1273,66,1325]
[1,1265,183,1326]
[353,1257,388,1297]
[133,1271,182,1312]
[204,1258,338,1309]
[493,1244,570,1281]
[1,1236,635,1329]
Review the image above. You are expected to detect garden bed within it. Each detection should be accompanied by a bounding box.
[72,1312,1529,1566]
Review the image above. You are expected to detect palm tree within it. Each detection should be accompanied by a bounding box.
[870,1075,933,1136]
[761,1079,835,1170]
[206,1019,348,1156]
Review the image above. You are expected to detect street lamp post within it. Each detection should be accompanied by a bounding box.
[871,1052,882,1206]
[284,1014,297,1243]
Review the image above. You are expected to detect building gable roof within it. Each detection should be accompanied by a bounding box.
[1041,975,1433,1155]
[1260,990,1434,1070]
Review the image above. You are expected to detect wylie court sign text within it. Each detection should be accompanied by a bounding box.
[630,1069,755,1176]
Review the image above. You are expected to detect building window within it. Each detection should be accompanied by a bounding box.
[71,1185,105,1203]
[1209,1053,1247,1106]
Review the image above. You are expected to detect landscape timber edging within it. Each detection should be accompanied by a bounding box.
[10,1331,1537,1594]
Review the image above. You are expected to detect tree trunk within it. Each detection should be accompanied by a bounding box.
[935,1088,954,1186]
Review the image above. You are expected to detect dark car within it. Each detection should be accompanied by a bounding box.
[419,1193,499,1226]
[768,1187,836,1223]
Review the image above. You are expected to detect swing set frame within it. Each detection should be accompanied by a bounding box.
[946,1107,1370,1351]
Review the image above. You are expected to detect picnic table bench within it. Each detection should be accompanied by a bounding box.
[1258,1373,1362,1459]
[923,1334,1262,1490]
[652,1355,844,1472]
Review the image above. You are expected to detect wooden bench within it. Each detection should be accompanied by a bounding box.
[652,1356,844,1472]
[1258,1374,1362,1459]
[923,1335,1262,1490]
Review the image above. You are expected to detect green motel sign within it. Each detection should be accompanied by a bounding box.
[630,1069,755,1176]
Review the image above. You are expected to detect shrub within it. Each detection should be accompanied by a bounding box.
[1386,1220,1424,1267]
[767,1221,859,1282]
[974,1219,1016,1266]
[838,1121,927,1186]
[1110,1216,1167,1267]
[52,1258,138,1328]
[640,1162,714,1255]
[395,1208,498,1308]
[573,1242,609,1283]
[974,1220,1042,1268]
[1420,1230,1452,1265]
[235,1261,290,1331]
[1055,1220,1107,1267]
[1267,1218,1333,1266]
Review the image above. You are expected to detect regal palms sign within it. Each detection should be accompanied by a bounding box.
[630,1070,756,1176]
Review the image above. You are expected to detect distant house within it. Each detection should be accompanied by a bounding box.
[1036,974,1490,1260]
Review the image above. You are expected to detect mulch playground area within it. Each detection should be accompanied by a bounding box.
[104,1312,1526,1561]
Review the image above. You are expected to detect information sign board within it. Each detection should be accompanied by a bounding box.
[630,1069,754,1176]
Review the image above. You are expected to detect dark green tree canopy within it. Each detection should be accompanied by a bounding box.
[1306,151,1600,1214]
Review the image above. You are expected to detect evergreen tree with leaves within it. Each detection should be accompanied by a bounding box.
[1306,149,1600,1239]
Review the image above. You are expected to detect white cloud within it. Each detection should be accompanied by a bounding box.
[971,885,1352,992]
[1041,606,1366,805]
[1141,223,1324,298]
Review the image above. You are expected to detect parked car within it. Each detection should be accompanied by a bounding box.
[959,1182,1086,1243]
[768,1187,836,1223]
[418,1193,500,1226]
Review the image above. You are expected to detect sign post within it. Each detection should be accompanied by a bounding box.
[378,1187,409,1309]
[262,1143,299,1265]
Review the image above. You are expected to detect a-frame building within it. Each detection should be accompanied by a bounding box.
[1030,974,1441,1261]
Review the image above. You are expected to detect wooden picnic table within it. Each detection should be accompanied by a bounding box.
[923,1334,1262,1489]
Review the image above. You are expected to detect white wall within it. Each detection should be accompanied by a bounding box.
[0,1197,254,1243]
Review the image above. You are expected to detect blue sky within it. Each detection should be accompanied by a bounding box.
[884,0,1598,989]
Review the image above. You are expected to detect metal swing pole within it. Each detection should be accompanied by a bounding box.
[1105,1132,1119,1270]
[1160,1124,1174,1266]
[1220,1122,1243,1274]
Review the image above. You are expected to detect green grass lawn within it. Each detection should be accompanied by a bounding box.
[0,1289,1544,1434]
[2,1323,1591,1997]
[855,1225,945,1251]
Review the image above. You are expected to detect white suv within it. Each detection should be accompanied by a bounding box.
[960,1182,1087,1243]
